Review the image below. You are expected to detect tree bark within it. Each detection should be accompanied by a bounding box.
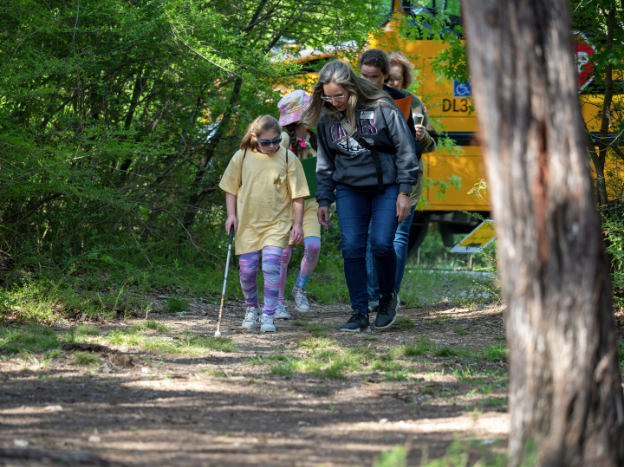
[461,1,624,466]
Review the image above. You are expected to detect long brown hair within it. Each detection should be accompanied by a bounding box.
[302,60,390,138]
[240,115,282,151]
[388,51,415,89]
[284,123,318,159]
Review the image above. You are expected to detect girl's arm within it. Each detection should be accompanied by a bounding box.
[291,198,305,244]
[225,192,238,234]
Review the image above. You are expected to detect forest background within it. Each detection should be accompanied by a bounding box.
[0,0,622,320]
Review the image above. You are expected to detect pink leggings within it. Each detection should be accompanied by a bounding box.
[239,246,283,315]
[278,237,321,303]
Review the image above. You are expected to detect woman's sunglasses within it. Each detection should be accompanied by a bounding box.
[321,94,346,103]
[256,136,282,147]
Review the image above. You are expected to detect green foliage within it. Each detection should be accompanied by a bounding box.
[0,0,382,305]
[602,202,624,305]
[165,297,189,314]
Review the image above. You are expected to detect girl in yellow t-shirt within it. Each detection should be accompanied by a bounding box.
[275,91,321,316]
[219,115,310,333]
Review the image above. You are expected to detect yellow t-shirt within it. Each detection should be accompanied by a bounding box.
[280,132,321,242]
[219,146,310,255]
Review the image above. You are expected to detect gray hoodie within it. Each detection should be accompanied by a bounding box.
[315,97,420,208]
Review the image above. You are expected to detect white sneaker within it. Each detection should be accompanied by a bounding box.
[292,287,310,313]
[260,314,276,333]
[397,294,401,310]
[241,307,260,330]
[274,303,291,320]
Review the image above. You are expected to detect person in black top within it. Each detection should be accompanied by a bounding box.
[359,49,418,142]
[359,48,423,314]
[302,60,419,333]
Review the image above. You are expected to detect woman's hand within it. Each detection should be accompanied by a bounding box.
[396,194,412,223]
[225,215,238,234]
[318,206,334,227]
[291,224,304,245]
[415,124,426,141]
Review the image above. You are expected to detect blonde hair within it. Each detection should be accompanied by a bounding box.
[240,115,282,150]
[388,51,415,90]
[302,60,390,137]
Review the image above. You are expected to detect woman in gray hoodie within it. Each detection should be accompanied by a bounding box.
[302,60,421,333]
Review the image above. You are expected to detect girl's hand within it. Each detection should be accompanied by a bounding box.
[225,215,238,234]
[396,194,411,223]
[317,206,333,227]
[291,224,304,245]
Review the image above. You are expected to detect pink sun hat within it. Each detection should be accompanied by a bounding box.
[278,90,312,126]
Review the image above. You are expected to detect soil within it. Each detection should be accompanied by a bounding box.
[0,300,532,466]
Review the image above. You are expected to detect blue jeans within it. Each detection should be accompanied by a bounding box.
[335,183,399,315]
[367,204,416,300]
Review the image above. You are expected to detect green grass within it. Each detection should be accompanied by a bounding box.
[481,344,507,361]
[104,327,236,356]
[293,321,332,338]
[384,370,407,381]
[297,337,335,349]
[434,345,458,357]
[394,316,415,329]
[165,296,189,313]
[452,326,467,335]
[132,320,170,332]
[268,346,375,379]
[400,337,434,357]
[0,324,64,354]
[74,351,99,366]
[75,324,100,336]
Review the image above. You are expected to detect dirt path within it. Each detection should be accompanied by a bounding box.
[0,301,510,466]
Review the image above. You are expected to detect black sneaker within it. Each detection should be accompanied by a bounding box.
[340,312,371,333]
[374,293,398,330]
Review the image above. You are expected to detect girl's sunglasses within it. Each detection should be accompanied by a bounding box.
[257,136,282,147]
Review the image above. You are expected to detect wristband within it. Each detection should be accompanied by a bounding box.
[399,192,412,197]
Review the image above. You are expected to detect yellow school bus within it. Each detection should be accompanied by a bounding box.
[286,0,622,255]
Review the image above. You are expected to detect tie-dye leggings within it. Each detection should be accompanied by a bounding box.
[239,246,283,316]
[278,236,321,303]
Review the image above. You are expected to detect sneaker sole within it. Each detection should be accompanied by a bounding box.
[340,327,372,333]
[260,326,276,332]
[374,314,397,330]
[295,305,310,313]
[242,323,259,330]
[274,314,290,320]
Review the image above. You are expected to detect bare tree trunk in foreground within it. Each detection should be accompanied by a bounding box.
[461,1,624,466]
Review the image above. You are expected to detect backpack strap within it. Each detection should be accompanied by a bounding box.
[239,148,247,187]
[338,114,385,194]
[240,147,291,188]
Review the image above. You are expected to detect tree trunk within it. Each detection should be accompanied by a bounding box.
[461,1,624,466]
